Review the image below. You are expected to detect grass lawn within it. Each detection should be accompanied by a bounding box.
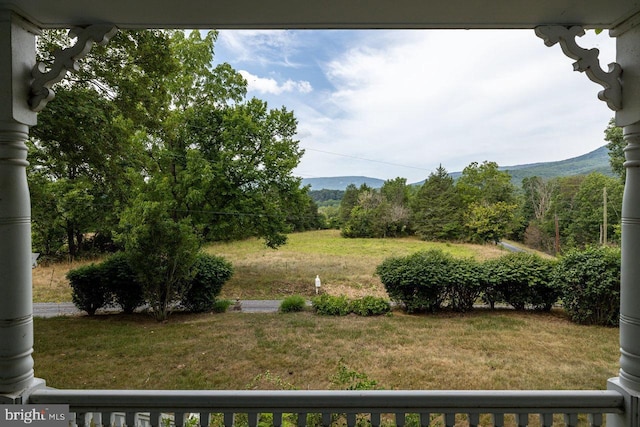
[34,309,618,391]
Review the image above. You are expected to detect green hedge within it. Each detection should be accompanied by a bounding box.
[553,246,620,326]
[67,263,109,316]
[68,251,233,315]
[350,296,391,316]
[375,250,448,313]
[312,294,351,316]
[484,252,557,311]
[311,294,391,316]
[376,250,483,313]
[377,249,557,313]
[100,252,144,314]
[376,247,621,325]
[181,253,234,313]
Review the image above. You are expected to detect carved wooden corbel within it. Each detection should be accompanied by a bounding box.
[535,25,622,111]
[29,24,118,112]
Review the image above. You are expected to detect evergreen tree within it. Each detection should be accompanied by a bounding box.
[412,165,463,241]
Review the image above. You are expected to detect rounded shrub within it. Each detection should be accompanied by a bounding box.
[554,246,620,326]
[483,252,557,311]
[181,253,234,313]
[100,252,144,314]
[280,295,307,313]
[349,296,391,316]
[67,263,109,315]
[312,294,351,316]
[376,250,451,313]
[445,257,484,312]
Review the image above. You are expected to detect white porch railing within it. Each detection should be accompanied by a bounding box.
[27,389,624,427]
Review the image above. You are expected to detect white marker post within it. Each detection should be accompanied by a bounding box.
[314,275,321,294]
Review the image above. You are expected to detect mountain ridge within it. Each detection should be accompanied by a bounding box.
[301,145,613,191]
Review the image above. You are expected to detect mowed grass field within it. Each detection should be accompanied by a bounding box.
[32,229,509,302]
[34,310,618,391]
[31,230,620,391]
[205,229,509,300]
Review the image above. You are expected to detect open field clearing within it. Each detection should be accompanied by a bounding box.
[203,230,508,300]
[32,230,510,302]
[33,309,618,390]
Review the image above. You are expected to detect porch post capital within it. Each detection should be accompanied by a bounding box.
[0,10,38,126]
[614,14,640,127]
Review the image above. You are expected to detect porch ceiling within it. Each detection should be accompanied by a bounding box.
[3,0,640,30]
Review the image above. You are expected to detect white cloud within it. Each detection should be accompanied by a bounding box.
[239,70,313,95]
[215,29,617,182]
[294,30,616,181]
[217,30,303,67]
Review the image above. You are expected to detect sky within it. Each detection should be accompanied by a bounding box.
[212,29,617,184]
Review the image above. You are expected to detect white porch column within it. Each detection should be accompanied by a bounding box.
[613,17,640,393]
[608,15,640,427]
[619,122,640,391]
[0,10,44,401]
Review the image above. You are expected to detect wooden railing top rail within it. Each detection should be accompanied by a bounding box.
[29,389,625,414]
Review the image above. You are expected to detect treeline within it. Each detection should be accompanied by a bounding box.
[332,157,623,252]
[309,189,345,203]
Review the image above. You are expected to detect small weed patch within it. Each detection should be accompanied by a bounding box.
[280,295,307,313]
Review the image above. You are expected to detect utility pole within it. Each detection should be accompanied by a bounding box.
[554,213,560,254]
[603,186,608,246]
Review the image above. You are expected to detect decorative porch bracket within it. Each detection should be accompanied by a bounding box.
[535,25,622,111]
[29,24,118,112]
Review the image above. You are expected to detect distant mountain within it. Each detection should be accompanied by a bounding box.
[302,146,614,191]
[301,176,386,190]
[501,145,613,184]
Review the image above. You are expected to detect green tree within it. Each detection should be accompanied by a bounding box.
[380,178,411,236]
[30,30,180,257]
[381,177,410,206]
[540,175,585,251]
[118,199,200,321]
[342,180,411,238]
[456,161,516,206]
[521,176,555,223]
[35,29,309,321]
[521,176,557,251]
[456,161,517,243]
[340,184,363,226]
[342,189,385,238]
[464,201,517,244]
[285,189,325,232]
[28,87,138,257]
[605,118,625,182]
[174,98,305,247]
[566,173,623,247]
[412,165,463,241]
